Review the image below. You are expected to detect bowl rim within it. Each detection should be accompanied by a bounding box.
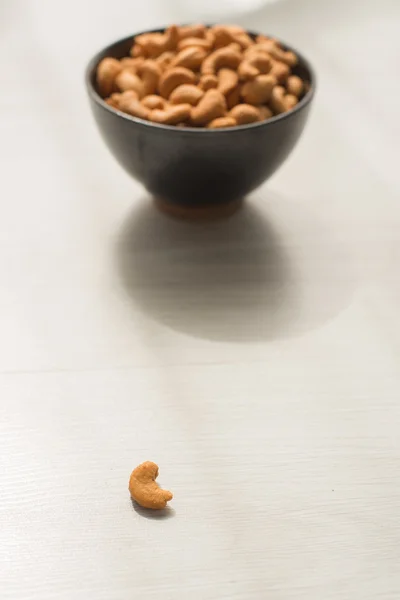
[85,26,316,135]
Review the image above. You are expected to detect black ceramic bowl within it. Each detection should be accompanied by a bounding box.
[86,28,316,218]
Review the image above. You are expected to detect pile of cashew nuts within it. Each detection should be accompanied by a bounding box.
[96,24,309,128]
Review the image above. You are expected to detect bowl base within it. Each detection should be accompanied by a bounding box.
[154,197,243,221]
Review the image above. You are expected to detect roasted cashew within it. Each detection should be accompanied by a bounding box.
[115,69,144,97]
[150,104,192,125]
[199,74,218,91]
[241,74,277,105]
[169,84,204,106]
[207,116,237,128]
[141,94,166,110]
[201,47,242,75]
[158,67,196,99]
[270,86,298,114]
[178,24,206,40]
[286,75,304,97]
[177,37,212,51]
[137,60,162,95]
[118,95,150,119]
[171,47,207,70]
[134,25,179,58]
[238,53,272,80]
[190,89,227,126]
[96,58,122,98]
[129,461,173,510]
[229,103,260,124]
[218,68,239,97]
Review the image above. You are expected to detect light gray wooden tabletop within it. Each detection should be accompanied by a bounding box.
[1,0,399,598]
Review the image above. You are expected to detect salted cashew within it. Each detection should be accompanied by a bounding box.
[258,105,274,120]
[258,39,298,67]
[190,89,227,126]
[96,57,122,97]
[141,94,166,110]
[199,74,218,91]
[226,84,241,109]
[238,53,272,80]
[218,68,239,97]
[207,116,237,128]
[134,25,179,58]
[158,66,196,99]
[151,103,192,125]
[115,69,144,97]
[229,103,260,124]
[286,75,304,97]
[270,60,290,83]
[177,37,212,51]
[169,84,204,106]
[171,47,207,70]
[118,95,150,119]
[241,74,276,105]
[129,461,173,510]
[270,85,298,114]
[201,47,242,75]
[178,24,206,40]
[155,51,175,69]
[137,60,162,95]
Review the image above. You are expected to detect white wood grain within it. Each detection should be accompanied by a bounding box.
[1,0,400,598]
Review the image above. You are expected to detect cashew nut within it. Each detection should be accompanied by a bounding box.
[129,461,173,510]
[178,24,206,40]
[158,66,196,99]
[115,69,144,97]
[226,84,241,109]
[120,57,145,71]
[238,53,272,80]
[229,103,261,124]
[171,46,207,70]
[207,116,237,128]
[258,39,298,67]
[96,57,122,98]
[270,86,298,114]
[270,60,290,84]
[155,51,175,69]
[201,47,242,75]
[199,74,218,91]
[241,74,276,105]
[190,89,227,126]
[218,68,239,96]
[141,94,166,110]
[150,103,192,125]
[136,60,162,95]
[135,25,179,58]
[169,84,204,106]
[286,75,304,97]
[118,95,150,119]
[258,105,273,120]
[177,37,212,51]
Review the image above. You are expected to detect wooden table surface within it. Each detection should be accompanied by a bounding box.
[1,0,400,598]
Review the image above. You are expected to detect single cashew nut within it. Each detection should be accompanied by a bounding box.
[207,116,237,128]
[258,105,274,120]
[158,67,196,99]
[135,25,179,58]
[218,68,239,96]
[129,461,173,510]
[270,60,290,84]
[141,94,166,110]
[226,84,241,109]
[120,57,145,71]
[115,69,144,97]
[199,74,218,91]
[178,24,206,40]
[270,86,298,114]
[151,103,192,125]
[258,39,298,66]
[156,51,175,69]
[229,103,261,124]
[107,90,138,109]
[118,95,150,119]
[201,47,242,75]
[191,89,227,126]
[137,60,162,95]
[238,53,272,80]
[286,75,304,97]
[171,47,207,70]
[177,37,212,51]
[170,84,204,106]
[241,74,276,105]
[96,58,122,98]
